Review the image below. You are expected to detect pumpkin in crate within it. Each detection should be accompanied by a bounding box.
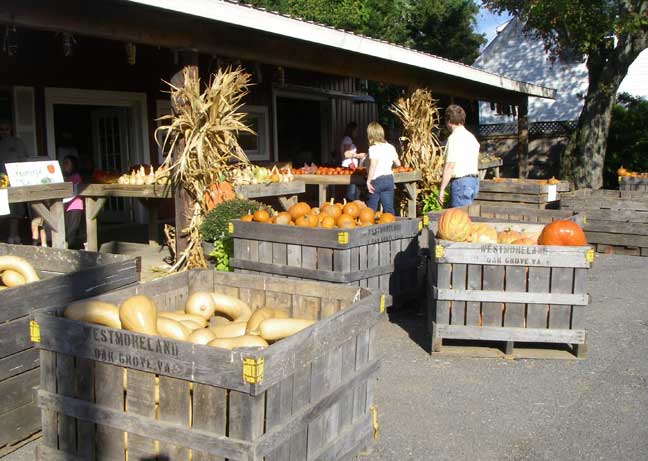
[468,223,497,244]
[204,182,236,211]
[497,230,522,244]
[538,220,587,246]
[437,208,472,242]
[289,202,311,220]
[378,212,396,224]
[512,237,536,245]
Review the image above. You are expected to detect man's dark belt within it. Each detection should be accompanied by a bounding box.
[451,174,478,180]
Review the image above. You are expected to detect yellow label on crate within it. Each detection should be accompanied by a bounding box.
[582,213,587,225]
[379,295,386,314]
[585,249,595,263]
[434,245,444,259]
[227,222,234,234]
[423,215,429,227]
[370,405,380,440]
[29,320,41,343]
[242,357,264,384]
[337,232,349,245]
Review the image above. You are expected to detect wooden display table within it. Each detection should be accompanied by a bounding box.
[478,158,503,179]
[297,171,422,217]
[475,178,570,209]
[80,182,306,251]
[6,183,73,249]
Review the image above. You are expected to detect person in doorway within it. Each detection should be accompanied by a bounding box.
[0,119,29,243]
[340,122,366,201]
[61,155,85,249]
[365,122,400,215]
[438,104,480,208]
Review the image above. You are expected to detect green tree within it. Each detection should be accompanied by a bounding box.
[483,0,648,189]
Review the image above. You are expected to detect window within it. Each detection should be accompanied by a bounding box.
[239,105,270,161]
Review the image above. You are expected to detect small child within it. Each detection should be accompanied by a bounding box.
[62,156,84,249]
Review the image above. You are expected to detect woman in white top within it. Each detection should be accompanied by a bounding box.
[365,122,400,215]
[340,122,366,200]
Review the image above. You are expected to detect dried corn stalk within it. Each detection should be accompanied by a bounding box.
[156,66,254,271]
[390,89,444,199]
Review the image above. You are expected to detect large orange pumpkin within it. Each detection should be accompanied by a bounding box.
[358,208,375,224]
[336,214,356,229]
[320,216,336,229]
[437,208,472,242]
[343,202,361,219]
[497,230,522,244]
[253,209,270,223]
[468,223,498,244]
[324,204,342,219]
[295,215,311,227]
[378,213,396,224]
[538,220,587,246]
[204,182,236,211]
[289,202,311,220]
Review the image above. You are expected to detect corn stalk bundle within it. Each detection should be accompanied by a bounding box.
[389,89,444,196]
[156,66,254,271]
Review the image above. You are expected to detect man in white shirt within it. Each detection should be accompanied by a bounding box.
[438,104,480,208]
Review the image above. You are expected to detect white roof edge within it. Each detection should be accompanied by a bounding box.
[124,0,556,99]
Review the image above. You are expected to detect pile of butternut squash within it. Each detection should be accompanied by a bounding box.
[64,291,314,349]
[0,256,40,290]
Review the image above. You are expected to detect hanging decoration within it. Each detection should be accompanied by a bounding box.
[2,25,18,56]
[125,42,136,66]
[61,33,77,57]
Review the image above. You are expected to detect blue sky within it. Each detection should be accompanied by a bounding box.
[475,2,511,47]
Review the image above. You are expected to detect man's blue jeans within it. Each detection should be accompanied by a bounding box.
[449,176,479,208]
[366,175,396,215]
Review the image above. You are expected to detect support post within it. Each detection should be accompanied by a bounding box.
[517,99,529,179]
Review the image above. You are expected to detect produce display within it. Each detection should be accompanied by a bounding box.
[491,176,561,185]
[617,166,648,178]
[230,165,295,185]
[63,291,314,349]
[478,153,501,165]
[0,255,40,289]
[240,200,397,229]
[435,209,587,246]
[290,164,414,176]
[91,164,170,185]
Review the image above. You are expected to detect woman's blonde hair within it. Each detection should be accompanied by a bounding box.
[367,122,386,146]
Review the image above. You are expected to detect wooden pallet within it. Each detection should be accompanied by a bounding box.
[619,176,648,192]
[560,189,648,257]
[426,225,592,359]
[475,178,570,209]
[230,218,422,308]
[0,244,140,457]
[33,270,383,461]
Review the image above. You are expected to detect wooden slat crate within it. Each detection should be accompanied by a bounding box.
[0,244,140,457]
[426,223,593,358]
[561,189,648,256]
[33,270,384,461]
[229,218,422,308]
[475,178,570,209]
[619,176,648,192]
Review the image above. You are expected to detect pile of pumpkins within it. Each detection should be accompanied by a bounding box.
[437,208,587,246]
[0,256,40,289]
[241,200,397,229]
[116,165,170,186]
[617,166,648,178]
[491,177,561,185]
[64,291,314,350]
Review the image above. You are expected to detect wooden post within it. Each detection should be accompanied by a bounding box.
[517,99,529,179]
[171,49,199,256]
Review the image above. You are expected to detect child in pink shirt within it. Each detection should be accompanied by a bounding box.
[62,156,84,249]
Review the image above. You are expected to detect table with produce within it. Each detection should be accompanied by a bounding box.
[290,164,422,217]
[478,153,503,179]
[1,175,73,249]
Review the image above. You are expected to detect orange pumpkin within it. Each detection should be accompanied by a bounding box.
[538,220,587,246]
[336,214,356,229]
[289,202,311,220]
[204,182,236,211]
[378,213,396,224]
[437,208,472,242]
[617,166,628,177]
[307,214,319,227]
[511,237,536,245]
[547,177,560,185]
[320,215,336,229]
[343,202,361,219]
[253,209,270,223]
[295,215,312,227]
[352,200,366,210]
[468,223,498,243]
[274,212,292,225]
[497,230,522,244]
[358,208,375,224]
[324,205,342,219]
[241,214,253,222]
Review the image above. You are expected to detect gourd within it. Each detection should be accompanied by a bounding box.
[179,320,204,330]
[2,269,26,287]
[208,335,269,350]
[245,307,289,335]
[158,311,208,327]
[468,223,498,244]
[437,209,472,242]
[185,292,252,322]
[64,300,121,329]
[259,318,315,341]
[209,321,248,339]
[187,328,217,345]
[358,208,375,224]
[252,209,270,223]
[336,214,356,229]
[378,213,396,224]
[119,295,158,335]
[0,256,40,284]
[157,317,191,341]
[511,237,536,245]
[538,220,587,246]
[497,230,522,244]
[343,202,360,218]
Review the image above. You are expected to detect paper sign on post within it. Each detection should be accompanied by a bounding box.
[0,189,9,216]
[547,184,557,202]
[5,161,64,187]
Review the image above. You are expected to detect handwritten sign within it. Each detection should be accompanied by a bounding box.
[5,161,64,187]
[547,184,557,202]
[0,189,8,216]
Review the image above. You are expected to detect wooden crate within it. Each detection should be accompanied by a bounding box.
[619,176,648,192]
[475,178,570,209]
[0,244,140,457]
[426,223,593,358]
[33,270,384,461]
[561,189,648,256]
[229,218,422,308]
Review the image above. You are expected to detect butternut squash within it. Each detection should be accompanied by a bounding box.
[119,295,158,335]
[185,291,252,322]
[158,312,208,327]
[179,320,204,330]
[2,269,26,287]
[64,300,121,329]
[209,321,248,339]
[259,318,315,341]
[157,317,191,341]
[208,335,269,350]
[187,328,217,345]
[245,307,290,335]
[0,256,40,283]
[184,292,216,319]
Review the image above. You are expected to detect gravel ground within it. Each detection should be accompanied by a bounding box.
[5,254,647,461]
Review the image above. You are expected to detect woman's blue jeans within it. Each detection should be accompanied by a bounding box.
[366,175,396,215]
[449,176,479,207]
